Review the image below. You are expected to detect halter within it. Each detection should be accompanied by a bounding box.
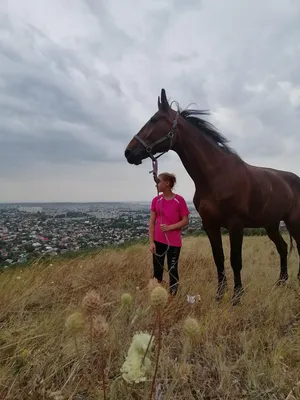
[133,111,179,190]
[134,130,175,162]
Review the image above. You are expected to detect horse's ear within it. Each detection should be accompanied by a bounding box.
[157,96,162,111]
[160,88,169,112]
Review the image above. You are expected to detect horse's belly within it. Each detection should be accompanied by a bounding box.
[248,191,292,223]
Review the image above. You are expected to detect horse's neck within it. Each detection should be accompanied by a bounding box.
[174,120,227,194]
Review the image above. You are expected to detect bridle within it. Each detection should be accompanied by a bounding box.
[133,112,179,162]
[133,111,179,189]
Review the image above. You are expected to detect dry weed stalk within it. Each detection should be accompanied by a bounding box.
[148,285,168,400]
[81,290,102,354]
[163,316,202,399]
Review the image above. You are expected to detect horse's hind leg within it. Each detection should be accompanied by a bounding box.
[289,230,300,283]
[266,225,288,284]
[284,214,300,283]
[296,240,300,282]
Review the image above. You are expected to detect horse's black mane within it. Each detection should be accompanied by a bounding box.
[179,108,237,155]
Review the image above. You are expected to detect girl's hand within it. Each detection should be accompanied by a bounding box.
[149,242,156,253]
[160,224,172,232]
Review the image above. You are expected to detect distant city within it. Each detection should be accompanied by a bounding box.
[0,202,202,268]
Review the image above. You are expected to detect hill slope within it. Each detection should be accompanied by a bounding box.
[0,236,300,399]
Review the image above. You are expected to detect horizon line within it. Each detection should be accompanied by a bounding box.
[0,200,194,204]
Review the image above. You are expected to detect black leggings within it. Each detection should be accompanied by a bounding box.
[153,240,181,295]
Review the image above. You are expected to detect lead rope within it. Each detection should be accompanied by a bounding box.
[150,160,180,295]
[150,159,170,258]
[148,159,198,301]
[143,107,182,295]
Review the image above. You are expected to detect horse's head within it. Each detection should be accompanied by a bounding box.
[124,88,179,165]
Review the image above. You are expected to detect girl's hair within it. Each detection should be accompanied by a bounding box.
[158,172,177,189]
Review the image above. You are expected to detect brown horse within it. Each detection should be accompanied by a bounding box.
[124,88,300,304]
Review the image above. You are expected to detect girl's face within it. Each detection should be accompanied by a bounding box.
[157,176,170,192]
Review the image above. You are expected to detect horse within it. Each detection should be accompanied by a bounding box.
[124,88,300,305]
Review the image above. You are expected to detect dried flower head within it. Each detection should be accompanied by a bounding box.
[91,315,109,339]
[178,362,192,382]
[120,332,154,384]
[48,391,64,400]
[121,293,133,306]
[147,278,161,293]
[150,286,168,308]
[22,349,29,359]
[121,352,152,384]
[132,332,154,355]
[82,290,101,315]
[183,316,201,341]
[65,312,85,334]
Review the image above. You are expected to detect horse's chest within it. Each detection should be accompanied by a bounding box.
[197,199,221,221]
[195,193,244,224]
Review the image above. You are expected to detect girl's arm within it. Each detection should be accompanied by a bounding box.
[168,215,189,230]
[149,210,156,243]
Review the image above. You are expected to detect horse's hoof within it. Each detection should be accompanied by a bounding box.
[215,283,228,302]
[231,287,244,306]
[275,276,288,287]
[232,298,241,306]
[215,293,224,302]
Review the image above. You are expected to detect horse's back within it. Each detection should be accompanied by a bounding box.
[239,163,295,225]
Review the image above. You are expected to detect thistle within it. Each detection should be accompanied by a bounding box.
[91,314,109,400]
[164,316,201,399]
[150,286,168,308]
[183,316,201,342]
[120,332,154,384]
[81,290,102,315]
[91,315,109,339]
[65,312,85,335]
[81,290,103,357]
[121,293,133,307]
[148,286,168,399]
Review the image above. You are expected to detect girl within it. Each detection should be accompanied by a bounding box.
[149,172,190,299]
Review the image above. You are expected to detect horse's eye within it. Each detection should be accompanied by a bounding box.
[150,117,158,124]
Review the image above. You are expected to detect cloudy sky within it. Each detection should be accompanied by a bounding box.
[1,0,300,202]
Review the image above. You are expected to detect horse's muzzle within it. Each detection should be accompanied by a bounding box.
[124,149,142,165]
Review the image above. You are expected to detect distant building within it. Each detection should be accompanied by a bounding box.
[19,206,43,213]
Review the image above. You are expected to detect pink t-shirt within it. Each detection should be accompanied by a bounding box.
[150,194,190,247]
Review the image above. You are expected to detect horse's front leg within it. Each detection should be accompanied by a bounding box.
[204,226,228,301]
[228,225,244,305]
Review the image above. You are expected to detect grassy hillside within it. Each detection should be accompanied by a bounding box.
[0,235,300,399]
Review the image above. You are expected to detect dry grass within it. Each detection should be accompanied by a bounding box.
[0,235,300,400]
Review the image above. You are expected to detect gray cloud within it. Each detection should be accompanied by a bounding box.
[0,11,136,173]
[159,0,300,159]
[0,134,104,175]
[1,0,300,201]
